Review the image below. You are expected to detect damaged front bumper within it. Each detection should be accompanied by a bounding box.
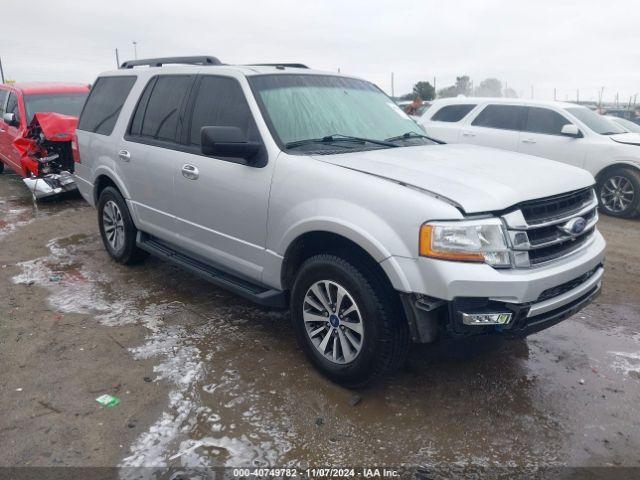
[23,171,77,199]
[401,264,604,343]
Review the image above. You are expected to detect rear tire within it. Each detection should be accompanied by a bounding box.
[597,167,640,218]
[290,253,409,387]
[97,186,149,265]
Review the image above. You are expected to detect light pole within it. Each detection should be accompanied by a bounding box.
[133,41,138,60]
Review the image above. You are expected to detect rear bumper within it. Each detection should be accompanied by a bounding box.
[23,173,77,199]
[401,264,604,343]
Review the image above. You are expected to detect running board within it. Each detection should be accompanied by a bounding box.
[136,233,287,309]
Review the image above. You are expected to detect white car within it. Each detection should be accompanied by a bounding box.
[419,98,640,218]
[605,115,640,134]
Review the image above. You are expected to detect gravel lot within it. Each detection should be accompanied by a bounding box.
[1,172,639,477]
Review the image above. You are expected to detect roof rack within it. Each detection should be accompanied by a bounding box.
[246,63,309,69]
[120,56,222,69]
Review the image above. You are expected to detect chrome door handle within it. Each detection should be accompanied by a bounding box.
[522,139,536,144]
[181,164,199,180]
[462,131,476,137]
[118,149,131,162]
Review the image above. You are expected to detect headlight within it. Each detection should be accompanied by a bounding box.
[419,218,511,267]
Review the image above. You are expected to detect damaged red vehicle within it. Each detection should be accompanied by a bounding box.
[0,83,89,198]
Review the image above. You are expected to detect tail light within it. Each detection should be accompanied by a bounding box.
[71,133,81,163]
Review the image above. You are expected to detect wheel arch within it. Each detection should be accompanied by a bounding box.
[594,162,640,183]
[93,169,130,205]
[280,230,400,295]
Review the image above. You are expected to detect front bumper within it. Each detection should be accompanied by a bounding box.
[396,230,606,343]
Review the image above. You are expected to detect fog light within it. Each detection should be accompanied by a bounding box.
[461,312,512,326]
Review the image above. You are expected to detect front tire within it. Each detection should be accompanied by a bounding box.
[97,186,149,264]
[597,167,640,218]
[290,254,409,387]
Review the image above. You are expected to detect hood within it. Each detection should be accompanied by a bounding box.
[313,144,595,213]
[610,133,640,146]
[13,112,78,157]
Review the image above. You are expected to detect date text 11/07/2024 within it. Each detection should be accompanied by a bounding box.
[232,467,400,478]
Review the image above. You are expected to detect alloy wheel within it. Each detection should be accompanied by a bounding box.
[600,175,635,213]
[302,280,364,365]
[102,200,125,252]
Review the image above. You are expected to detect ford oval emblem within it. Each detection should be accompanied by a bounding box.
[559,217,587,236]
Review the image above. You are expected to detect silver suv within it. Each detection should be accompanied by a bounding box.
[75,56,606,386]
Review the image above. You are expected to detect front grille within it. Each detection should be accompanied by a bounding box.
[502,187,598,268]
[520,188,594,225]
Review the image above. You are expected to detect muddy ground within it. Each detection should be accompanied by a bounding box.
[1,171,639,478]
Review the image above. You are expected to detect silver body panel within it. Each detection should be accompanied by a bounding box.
[75,65,606,310]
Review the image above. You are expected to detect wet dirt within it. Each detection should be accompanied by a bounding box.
[0,172,639,475]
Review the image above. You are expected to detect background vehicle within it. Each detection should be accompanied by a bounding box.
[75,57,605,386]
[605,115,640,133]
[419,97,640,218]
[0,82,89,198]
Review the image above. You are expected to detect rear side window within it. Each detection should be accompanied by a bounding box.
[78,76,136,135]
[187,76,254,145]
[472,104,526,131]
[129,75,193,142]
[0,89,8,115]
[524,107,571,135]
[431,104,476,122]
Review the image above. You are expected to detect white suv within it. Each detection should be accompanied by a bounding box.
[74,57,605,385]
[419,98,640,218]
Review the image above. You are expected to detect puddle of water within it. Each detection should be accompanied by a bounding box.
[11,235,640,473]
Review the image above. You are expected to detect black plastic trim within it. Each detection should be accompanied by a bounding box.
[137,232,287,308]
[120,56,222,69]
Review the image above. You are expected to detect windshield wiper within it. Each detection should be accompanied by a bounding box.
[385,131,444,144]
[285,134,398,150]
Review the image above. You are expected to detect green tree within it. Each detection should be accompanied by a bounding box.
[503,87,518,98]
[437,85,458,98]
[455,75,472,96]
[412,81,435,101]
[474,78,503,97]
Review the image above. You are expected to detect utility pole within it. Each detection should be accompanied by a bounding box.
[0,57,5,84]
[133,41,138,60]
[433,76,437,98]
[554,88,557,101]
[115,48,120,68]
[531,85,534,99]
[391,72,394,99]
[577,89,580,103]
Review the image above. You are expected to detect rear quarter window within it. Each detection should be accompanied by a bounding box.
[78,76,136,135]
[431,104,476,122]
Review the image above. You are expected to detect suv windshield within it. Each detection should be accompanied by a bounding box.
[566,107,626,135]
[249,74,433,153]
[25,93,88,123]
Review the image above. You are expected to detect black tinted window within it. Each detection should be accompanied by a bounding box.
[0,89,8,115]
[525,107,571,135]
[431,104,476,122]
[78,76,136,135]
[472,105,525,131]
[188,76,253,145]
[137,75,192,142]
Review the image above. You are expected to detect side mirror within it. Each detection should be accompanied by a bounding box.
[3,112,18,127]
[561,124,581,138]
[201,126,262,163]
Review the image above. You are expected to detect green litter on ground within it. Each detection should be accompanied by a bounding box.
[96,394,120,408]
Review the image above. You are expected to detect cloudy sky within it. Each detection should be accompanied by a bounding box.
[2,0,638,102]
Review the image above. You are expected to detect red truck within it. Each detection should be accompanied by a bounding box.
[0,82,89,198]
